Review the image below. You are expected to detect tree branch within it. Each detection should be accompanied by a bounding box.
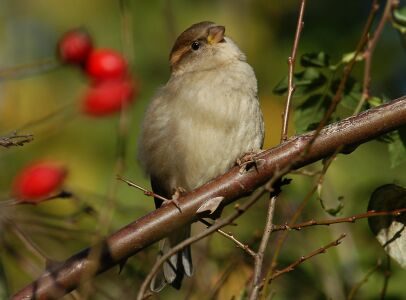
[11,95,406,300]
[263,234,346,285]
[0,133,33,148]
[249,196,277,300]
[272,207,406,232]
[280,0,307,142]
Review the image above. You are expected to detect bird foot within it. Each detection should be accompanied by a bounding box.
[166,187,186,212]
[237,150,266,174]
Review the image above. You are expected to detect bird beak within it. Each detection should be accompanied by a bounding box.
[207,26,225,45]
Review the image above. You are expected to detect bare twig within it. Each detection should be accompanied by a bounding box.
[80,3,135,298]
[262,183,316,299]
[272,207,406,232]
[380,255,391,299]
[0,58,60,81]
[208,261,237,300]
[11,96,406,300]
[199,218,256,257]
[249,196,277,300]
[13,102,75,134]
[119,0,135,65]
[117,176,257,257]
[280,0,307,142]
[260,3,383,294]
[355,0,396,114]
[117,175,170,203]
[262,151,337,296]
[290,168,320,177]
[0,133,33,148]
[8,222,52,262]
[136,186,268,300]
[255,4,307,298]
[306,0,379,152]
[347,260,382,300]
[262,234,346,286]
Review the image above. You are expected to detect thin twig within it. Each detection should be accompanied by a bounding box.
[262,151,338,295]
[355,0,396,114]
[260,6,381,291]
[12,102,75,134]
[290,169,320,177]
[347,260,382,300]
[119,0,135,65]
[80,3,134,298]
[0,58,60,81]
[261,2,381,291]
[316,149,342,212]
[272,207,406,232]
[258,5,307,297]
[249,196,277,300]
[116,176,257,257]
[305,0,379,153]
[199,218,256,257]
[136,186,268,300]
[208,261,237,300]
[280,0,307,142]
[261,234,346,287]
[117,175,170,203]
[0,133,34,148]
[8,222,52,263]
[380,255,391,299]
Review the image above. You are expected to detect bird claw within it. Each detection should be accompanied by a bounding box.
[237,150,265,174]
[165,187,186,212]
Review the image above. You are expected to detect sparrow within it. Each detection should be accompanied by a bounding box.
[138,21,264,292]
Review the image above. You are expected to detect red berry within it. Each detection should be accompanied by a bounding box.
[82,79,137,116]
[13,161,67,203]
[85,49,128,80]
[58,28,93,64]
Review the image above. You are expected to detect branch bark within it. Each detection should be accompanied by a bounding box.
[12,96,406,300]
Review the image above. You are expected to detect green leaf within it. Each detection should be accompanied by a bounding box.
[330,77,362,110]
[392,6,406,27]
[368,184,406,269]
[367,96,383,108]
[388,126,406,168]
[339,51,364,64]
[294,94,331,133]
[392,6,406,47]
[273,68,327,96]
[273,76,289,95]
[300,52,330,68]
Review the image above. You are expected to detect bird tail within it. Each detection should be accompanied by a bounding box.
[150,225,193,292]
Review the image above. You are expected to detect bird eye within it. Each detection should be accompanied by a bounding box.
[191,41,200,51]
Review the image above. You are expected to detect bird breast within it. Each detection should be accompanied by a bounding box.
[138,60,264,195]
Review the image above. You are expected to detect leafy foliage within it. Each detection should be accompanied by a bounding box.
[388,126,406,168]
[273,51,406,167]
[273,51,363,133]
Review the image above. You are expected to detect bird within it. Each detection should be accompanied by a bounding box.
[138,21,264,292]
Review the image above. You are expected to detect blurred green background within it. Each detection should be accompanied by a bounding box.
[1,0,405,299]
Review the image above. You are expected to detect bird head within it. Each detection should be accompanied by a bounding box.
[169,21,245,75]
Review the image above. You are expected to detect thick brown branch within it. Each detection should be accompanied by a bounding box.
[12,96,406,299]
